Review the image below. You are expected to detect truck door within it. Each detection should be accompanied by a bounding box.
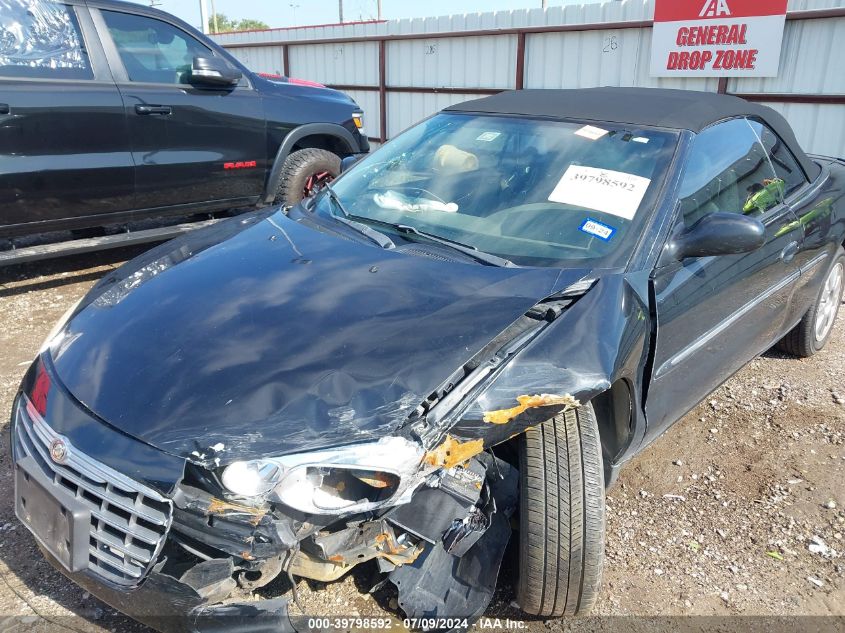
[0,1,134,237]
[92,6,267,211]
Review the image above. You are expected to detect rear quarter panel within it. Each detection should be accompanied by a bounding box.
[787,156,845,324]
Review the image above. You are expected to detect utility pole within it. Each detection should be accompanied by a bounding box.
[210,0,219,33]
[199,0,209,34]
[541,0,548,7]
[338,0,344,23]
[377,0,382,20]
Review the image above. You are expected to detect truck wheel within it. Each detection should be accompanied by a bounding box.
[275,148,341,206]
[777,247,844,358]
[516,402,605,617]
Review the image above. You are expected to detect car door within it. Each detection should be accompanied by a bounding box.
[752,120,830,326]
[644,118,804,442]
[90,5,267,210]
[0,1,134,236]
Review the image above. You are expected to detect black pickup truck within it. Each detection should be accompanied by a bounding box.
[0,0,368,258]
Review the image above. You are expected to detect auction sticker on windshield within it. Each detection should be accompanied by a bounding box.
[548,165,651,220]
[579,218,617,241]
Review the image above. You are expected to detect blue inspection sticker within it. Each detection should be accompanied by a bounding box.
[579,218,617,241]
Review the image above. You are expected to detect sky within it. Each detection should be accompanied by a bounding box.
[124,0,594,31]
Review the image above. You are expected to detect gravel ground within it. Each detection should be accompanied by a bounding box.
[0,249,842,632]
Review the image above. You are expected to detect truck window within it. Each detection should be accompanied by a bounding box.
[0,1,93,80]
[101,10,211,85]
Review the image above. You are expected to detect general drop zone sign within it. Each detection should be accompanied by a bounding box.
[650,0,788,77]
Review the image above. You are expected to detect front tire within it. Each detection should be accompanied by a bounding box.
[516,402,605,617]
[777,246,845,358]
[275,148,341,207]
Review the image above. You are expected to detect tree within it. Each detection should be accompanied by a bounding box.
[208,13,268,33]
[208,13,235,32]
[236,18,270,31]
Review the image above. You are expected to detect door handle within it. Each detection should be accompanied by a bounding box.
[135,104,172,116]
[780,241,800,263]
[0,103,9,115]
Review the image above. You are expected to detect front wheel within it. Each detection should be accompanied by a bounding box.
[777,246,845,358]
[275,148,341,207]
[516,402,605,617]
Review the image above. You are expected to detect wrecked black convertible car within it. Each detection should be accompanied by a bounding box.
[11,88,845,631]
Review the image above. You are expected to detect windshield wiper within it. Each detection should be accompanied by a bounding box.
[393,224,515,267]
[322,183,395,250]
[318,186,510,265]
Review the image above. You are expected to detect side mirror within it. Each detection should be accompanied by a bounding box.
[667,212,766,260]
[190,56,242,87]
[340,155,363,173]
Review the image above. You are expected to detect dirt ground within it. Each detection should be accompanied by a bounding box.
[0,248,842,632]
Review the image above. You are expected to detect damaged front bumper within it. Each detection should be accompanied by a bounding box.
[34,547,296,633]
[10,384,519,632]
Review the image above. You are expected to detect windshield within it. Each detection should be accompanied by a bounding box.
[312,113,679,267]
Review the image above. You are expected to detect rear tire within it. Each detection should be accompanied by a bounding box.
[777,247,844,358]
[275,148,341,207]
[516,402,605,617]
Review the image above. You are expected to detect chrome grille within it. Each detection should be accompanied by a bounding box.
[13,397,172,587]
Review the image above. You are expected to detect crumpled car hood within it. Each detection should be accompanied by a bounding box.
[49,211,590,462]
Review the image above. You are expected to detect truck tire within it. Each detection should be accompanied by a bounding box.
[516,402,605,617]
[777,247,844,358]
[275,148,341,206]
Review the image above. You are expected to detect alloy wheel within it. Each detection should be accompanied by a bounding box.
[815,261,844,342]
[303,171,334,198]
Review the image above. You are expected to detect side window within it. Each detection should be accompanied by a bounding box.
[751,120,809,199]
[0,1,93,80]
[678,119,779,226]
[101,10,211,84]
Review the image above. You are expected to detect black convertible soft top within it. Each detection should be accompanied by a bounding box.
[446,87,820,180]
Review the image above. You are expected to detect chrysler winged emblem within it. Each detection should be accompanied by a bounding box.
[49,439,68,464]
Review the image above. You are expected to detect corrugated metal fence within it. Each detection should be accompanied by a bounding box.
[212,0,845,157]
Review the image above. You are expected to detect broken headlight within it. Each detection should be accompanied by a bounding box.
[220,436,426,515]
[220,460,282,497]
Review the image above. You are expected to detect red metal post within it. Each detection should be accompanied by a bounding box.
[736,93,845,105]
[378,40,387,143]
[515,32,526,90]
